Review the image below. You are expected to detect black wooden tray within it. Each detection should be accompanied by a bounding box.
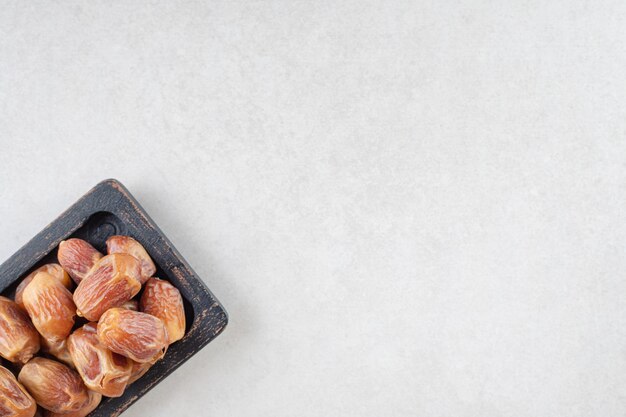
[0,179,228,416]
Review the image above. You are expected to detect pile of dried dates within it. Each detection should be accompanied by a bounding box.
[0,236,186,417]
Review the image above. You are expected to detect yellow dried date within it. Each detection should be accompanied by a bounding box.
[97,308,168,364]
[106,235,156,283]
[15,264,72,310]
[0,296,40,364]
[22,273,76,343]
[18,357,89,414]
[73,254,142,321]
[68,322,132,397]
[58,239,103,284]
[140,278,186,343]
[0,364,37,417]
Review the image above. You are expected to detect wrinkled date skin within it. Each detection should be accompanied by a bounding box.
[43,390,101,417]
[140,278,186,343]
[127,360,152,385]
[97,308,168,364]
[68,323,132,397]
[0,296,40,364]
[58,239,103,285]
[119,299,139,311]
[22,273,76,343]
[0,365,37,417]
[18,357,89,414]
[15,264,72,310]
[73,254,142,321]
[40,337,74,368]
[106,235,156,283]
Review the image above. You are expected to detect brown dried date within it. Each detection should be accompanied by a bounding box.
[127,360,152,385]
[73,254,142,321]
[42,390,101,417]
[68,322,132,397]
[97,308,168,364]
[119,299,139,311]
[0,364,37,417]
[15,264,72,310]
[0,296,40,364]
[58,239,103,284]
[106,235,156,283]
[18,357,89,414]
[22,273,76,342]
[140,278,186,343]
[40,337,74,368]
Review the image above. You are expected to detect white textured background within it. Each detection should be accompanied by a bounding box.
[2,1,626,416]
